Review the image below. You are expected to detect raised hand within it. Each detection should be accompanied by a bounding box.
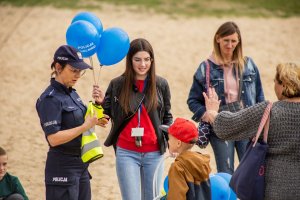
[203,87,221,112]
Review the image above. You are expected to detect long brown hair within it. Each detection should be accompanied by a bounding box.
[119,38,158,114]
[213,21,245,73]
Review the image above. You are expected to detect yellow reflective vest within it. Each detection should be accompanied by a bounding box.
[81,102,104,163]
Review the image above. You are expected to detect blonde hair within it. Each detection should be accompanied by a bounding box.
[276,62,300,98]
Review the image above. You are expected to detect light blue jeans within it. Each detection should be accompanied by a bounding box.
[210,134,249,174]
[116,147,164,200]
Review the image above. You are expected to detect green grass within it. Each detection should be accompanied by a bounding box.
[1,0,299,17]
[229,0,300,17]
[0,0,89,9]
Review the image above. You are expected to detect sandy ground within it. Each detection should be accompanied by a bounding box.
[0,4,299,200]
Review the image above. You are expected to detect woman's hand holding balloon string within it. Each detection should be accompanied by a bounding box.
[203,87,221,124]
[92,85,105,105]
[91,85,110,127]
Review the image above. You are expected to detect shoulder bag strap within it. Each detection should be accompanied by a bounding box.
[205,60,210,96]
[253,102,273,146]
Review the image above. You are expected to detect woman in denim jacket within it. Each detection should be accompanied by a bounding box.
[187,21,265,174]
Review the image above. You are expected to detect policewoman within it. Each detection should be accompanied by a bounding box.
[36,45,107,200]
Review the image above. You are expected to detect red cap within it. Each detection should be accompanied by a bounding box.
[168,118,198,143]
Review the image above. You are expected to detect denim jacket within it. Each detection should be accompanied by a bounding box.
[187,57,265,122]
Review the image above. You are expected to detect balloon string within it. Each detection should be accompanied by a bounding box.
[97,65,103,86]
[89,57,96,85]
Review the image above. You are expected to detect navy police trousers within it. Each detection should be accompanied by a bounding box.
[45,150,91,200]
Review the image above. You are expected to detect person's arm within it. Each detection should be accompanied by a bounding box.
[212,101,268,140]
[187,63,207,122]
[37,97,98,147]
[47,114,98,147]
[204,87,269,140]
[12,177,29,200]
[101,81,114,117]
[161,78,173,125]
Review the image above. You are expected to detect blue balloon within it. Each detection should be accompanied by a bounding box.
[210,174,230,200]
[163,175,169,193]
[215,173,237,200]
[97,27,130,66]
[66,20,100,58]
[72,12,103,35]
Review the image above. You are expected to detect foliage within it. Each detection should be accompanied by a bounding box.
[0,0,299,17]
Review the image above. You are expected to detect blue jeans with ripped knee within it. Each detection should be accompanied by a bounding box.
[210,134,249,174]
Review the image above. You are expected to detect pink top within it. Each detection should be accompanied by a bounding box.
[209,53,239,103]
[222,63,239,103]
[202,54,239,121]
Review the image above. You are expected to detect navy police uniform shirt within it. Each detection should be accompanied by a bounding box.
[36,78,87,150]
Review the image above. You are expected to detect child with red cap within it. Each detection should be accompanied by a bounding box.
[160,118,211,200]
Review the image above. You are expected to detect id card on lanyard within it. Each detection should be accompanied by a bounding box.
[131,79,147,147]
[131,107,144,137]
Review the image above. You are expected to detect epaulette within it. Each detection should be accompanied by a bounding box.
[45,89,56,98]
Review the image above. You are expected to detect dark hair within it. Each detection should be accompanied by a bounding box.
[50,62,67,77]
[119,38,157,114]
[213,21,244,73]
[0,146,6,156]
